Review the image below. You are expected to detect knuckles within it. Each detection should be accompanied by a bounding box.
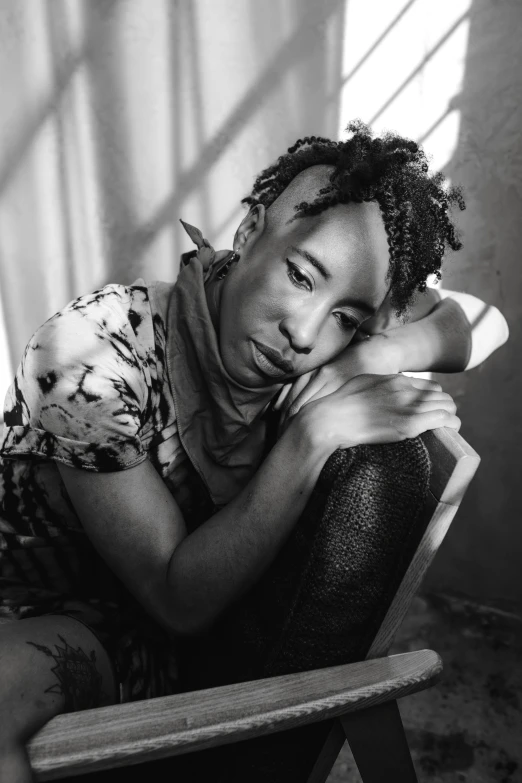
[394,418,417,440]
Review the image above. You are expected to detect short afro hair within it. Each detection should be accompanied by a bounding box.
[242,120,465,316]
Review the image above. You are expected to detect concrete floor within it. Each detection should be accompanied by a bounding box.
[328,592,522,783]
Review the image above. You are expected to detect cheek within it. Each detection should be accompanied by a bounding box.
[235,266,287,326]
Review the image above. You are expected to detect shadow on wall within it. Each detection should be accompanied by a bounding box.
[81,0,141,289]
[426,0,522,610]
[0,0,346,377]
[89,0,347,287]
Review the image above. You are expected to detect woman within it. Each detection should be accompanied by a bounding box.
[0,122,507,781]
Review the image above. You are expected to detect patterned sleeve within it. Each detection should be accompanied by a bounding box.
[0,284,153,471]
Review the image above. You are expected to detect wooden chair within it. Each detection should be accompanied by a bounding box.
[27,427,480,783]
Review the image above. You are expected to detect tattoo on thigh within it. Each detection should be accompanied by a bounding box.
[26,634,109,711]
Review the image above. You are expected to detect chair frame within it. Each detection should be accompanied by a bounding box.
[27,427,480,782]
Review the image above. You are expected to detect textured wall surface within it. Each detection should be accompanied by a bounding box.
[424,0,522,609]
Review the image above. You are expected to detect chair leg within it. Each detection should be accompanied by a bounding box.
[306,720,346,783]
[340,700,418,783]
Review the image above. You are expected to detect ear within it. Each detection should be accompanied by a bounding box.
[233,204,266,253]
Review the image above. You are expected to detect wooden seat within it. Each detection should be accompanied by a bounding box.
[27,427,480,783]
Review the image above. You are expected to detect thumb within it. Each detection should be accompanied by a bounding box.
[275,372,315,413]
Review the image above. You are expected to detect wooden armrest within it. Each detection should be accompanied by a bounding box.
[422,427,480,506]
[29,649,441,781]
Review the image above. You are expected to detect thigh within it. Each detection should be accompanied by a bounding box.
[0,614,118,746]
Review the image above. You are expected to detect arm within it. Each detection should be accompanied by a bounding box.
[362,286,509,372]
[274,287,509,422]
[431,287,509,370]
[57,423,331,639]
[57,375,457,638]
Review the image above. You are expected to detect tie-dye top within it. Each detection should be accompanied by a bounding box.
[0,279,212,626]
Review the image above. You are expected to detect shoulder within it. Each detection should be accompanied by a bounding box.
[3,281,157,438]
[24,280,154,376]
[49,279,152,344]
[0,282,163,469]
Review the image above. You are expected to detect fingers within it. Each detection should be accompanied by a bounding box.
[414,396,457,415]
[350,374,443,394]
[388,375,443,394]
[279,371,320,421]
[408,409,461,436]
[272,383,293,412]
[358,375,453,411]
[276,373,324,439]
[406,389,457,413]
[408,378,442,392]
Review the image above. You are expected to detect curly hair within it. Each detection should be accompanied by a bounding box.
[242,120,465,316]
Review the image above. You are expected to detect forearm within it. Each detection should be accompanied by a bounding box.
[362,287,509,373]
[435,288,509,369]
[166,418,330,636]
[381,296,472,373]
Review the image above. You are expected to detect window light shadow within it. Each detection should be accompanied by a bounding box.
[333,0,418,99]
[124,0,346,268]
[0,42,88,203]
[368,9,470,126]
[416,97,460,146]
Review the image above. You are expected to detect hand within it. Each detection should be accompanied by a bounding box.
[275,333,399,434]
[293,373,460,453]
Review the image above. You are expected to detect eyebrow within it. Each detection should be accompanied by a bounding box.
[291,246,331,280]
[290,246,377,317]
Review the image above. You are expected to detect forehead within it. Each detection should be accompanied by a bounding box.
[277,201,391,308]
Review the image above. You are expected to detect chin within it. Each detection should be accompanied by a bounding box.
[230,366,270,389]
[221,350,256,388]
[222,355,275,390]
[221,337,281,390]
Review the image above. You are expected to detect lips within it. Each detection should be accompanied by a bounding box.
[252,341,295,378]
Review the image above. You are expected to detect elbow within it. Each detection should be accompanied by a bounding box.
[144,599,212,642]
[160,587,221,640]
[162,554,220,639]
[165,611,216,640]
[465,305,510,370]
[484,305,510,351]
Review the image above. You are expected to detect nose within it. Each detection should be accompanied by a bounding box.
[279,307,324,354]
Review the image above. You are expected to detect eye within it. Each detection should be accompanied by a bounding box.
[286,260,312,292]
[334,312,359,332]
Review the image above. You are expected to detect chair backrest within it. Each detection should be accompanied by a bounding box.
[365,426,480,659]
[305,427,480,783]
[26,427,480,782]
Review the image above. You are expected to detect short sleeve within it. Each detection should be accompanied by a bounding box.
[0,284,153,471]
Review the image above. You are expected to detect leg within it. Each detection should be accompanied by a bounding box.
[340,700,418,783]
[0,614,118,783]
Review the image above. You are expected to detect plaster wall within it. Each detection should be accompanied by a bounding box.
[424,0,522,609]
